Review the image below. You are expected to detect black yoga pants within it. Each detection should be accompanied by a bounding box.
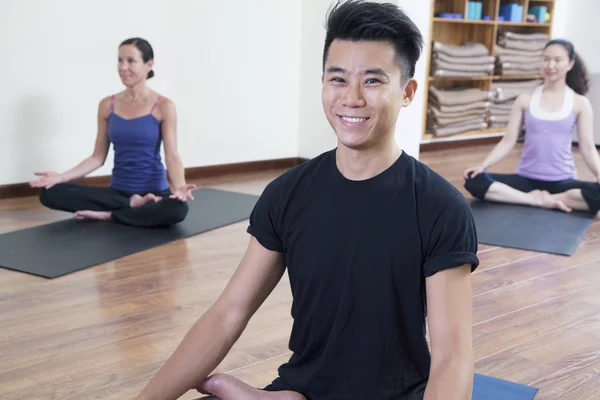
[39,183,189,228]
[464,171,600,214]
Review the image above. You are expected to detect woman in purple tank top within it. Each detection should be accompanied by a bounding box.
[464,39,600,216]
[29,38,195,227]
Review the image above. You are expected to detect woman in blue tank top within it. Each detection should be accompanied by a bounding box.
[464,39,600,216]
[29,38,195,227]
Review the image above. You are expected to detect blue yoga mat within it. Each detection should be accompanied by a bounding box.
[473,373,538,399]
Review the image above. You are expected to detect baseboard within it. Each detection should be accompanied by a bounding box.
[0,157,307,200]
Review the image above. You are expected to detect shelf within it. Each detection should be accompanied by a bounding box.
[429,75,543,82]
[423,0,554,147]
[433,20,551,28]
[422,129,505,144]
[497,22,551,27]
[434,18,496,25]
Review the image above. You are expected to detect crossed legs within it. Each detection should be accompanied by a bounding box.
[195,374,306,400]
[464,172,600,214]
[39,183,189,228]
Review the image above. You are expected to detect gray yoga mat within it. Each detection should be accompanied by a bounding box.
[470,200,596,256]
[0,188,259,278]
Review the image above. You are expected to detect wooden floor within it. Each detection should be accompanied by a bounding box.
[1,144,599,399]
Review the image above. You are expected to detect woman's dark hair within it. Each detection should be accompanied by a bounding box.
[544,39,589,95]
[120,37,155,79]
[322,0,423,84]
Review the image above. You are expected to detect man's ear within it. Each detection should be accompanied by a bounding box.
[402,79,418,107]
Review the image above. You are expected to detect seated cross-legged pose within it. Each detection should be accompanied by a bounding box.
[136,1,479,399]
[464,39,600,215]
[30,37,194,228]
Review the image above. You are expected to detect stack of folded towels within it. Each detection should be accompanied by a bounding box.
[430,41,495,78]
[427,86,494,136]
[489,79,543,128]
[495,32,549,76]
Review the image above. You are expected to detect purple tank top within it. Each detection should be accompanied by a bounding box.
[107,95,169,194]
[516,86,578,181]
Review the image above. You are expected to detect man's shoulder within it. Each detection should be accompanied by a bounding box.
[407,154,465,210]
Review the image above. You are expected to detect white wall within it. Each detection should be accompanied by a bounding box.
[0,0,301,186]
[0,0,577,186]
[562,0,600,73]
[296,0,432,160]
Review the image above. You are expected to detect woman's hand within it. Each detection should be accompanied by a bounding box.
[463,165,485,180]
[29,172,65,189]
[170,184,197,202]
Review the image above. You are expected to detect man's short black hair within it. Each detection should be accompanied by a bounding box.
[323,0,424,84]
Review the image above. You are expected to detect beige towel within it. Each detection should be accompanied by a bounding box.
[490,122,509,129]
[429,86,493,106]
[492,79,543,90]
[498,62,541,71]
[429,99,492,114]
[433,58,495,73]
[489,115,510,124]
[430,121,489,137]
[432,69,493,77]
[497,38,547,52]
[432,41,490,58]
[433,52,495,65]
[500,32,550,42]
[500,69,544,76]
[495,45,543,57]
[497,54,542,64]
[428,113,488,126]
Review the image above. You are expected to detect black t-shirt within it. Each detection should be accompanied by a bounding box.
[247,149,479,400]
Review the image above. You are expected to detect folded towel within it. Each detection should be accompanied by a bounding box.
[492,79,543,90]
[499,69,544,76]
[433,52,496,65]
[428,113,488,126]
[428,109,490,122]
[429,121,489,137]
[498,62,542,71]
[429,86,493,106]
[497,54,542,64]
[433,58,495,73]
[490,121,509,129]
[497,38,547,52]
[429,100,492,114]
[499,32,550,42]
[432,41,490,58]
[432,69,493,77]
[429,116,488,130]
[489,115,510,124]
[490,109,512,117]
[495,45,543,57]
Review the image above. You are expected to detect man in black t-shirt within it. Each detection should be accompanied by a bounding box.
[136,1,479,400]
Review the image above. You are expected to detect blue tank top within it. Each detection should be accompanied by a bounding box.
[107,95,169,195]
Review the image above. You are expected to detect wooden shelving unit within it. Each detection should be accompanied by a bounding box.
[421,0,555,148]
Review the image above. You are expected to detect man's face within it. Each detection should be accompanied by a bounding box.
[321,39,416,151]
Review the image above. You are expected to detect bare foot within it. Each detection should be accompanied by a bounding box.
[74,210,112,221]
[197,373,306,400]
[129,193,162,208]
[527,190,572,212]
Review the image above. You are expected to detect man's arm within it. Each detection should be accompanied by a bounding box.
[136,237,286,400]
[423,264,474,400]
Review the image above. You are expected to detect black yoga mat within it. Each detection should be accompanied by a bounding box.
[0,188,259,278]
[470,200,596,256]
